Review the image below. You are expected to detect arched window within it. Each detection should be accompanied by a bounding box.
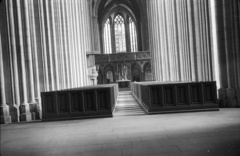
[104,18,112,54]
[114,14,126,53]
[129,17,138,52]
[103,13,138,54]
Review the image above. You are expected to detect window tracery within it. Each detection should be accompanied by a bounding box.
[114,14,126,52]
[103,13,138,54]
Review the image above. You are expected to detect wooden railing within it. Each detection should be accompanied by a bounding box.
[131,81,218,113]
[41,84,118,121]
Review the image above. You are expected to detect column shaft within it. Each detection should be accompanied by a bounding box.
[0,29,12,124]
[7,0,20,121]
[16,0,31,121]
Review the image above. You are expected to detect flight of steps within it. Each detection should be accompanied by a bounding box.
[114,90,146,117]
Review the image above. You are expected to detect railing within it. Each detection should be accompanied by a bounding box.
[41,84,118,121]
[131,81,218,113]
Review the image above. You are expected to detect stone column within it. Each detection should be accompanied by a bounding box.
[154,0,162,81]
[16,0,31,121]
[187,0,197,82]
[84,0,92,85]
[69,0,78,87]
[74,0,82,87]
[61,0,70,89]
[215,0,238,107]
[146,0,155,80]
[29,0,41,119]
[7,0,20,121]
[44,0,55,91]
[125,16,131,52]
[50,0,59,90]
[0,31,12,124]
[59,0,68,89]
[110,19,116,53]
[23,0,37,120]
[91,16,101,53]
[77,0,86,86]
[39,0,49,91]
[163,0,171,81]
[147,0,213,83]
[65,0,73,88]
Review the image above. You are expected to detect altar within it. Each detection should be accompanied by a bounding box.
[117,80,130,88]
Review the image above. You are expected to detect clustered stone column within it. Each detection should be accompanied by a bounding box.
[0,31,12,124]
[0,0,92,123]
[215,0,240,107]
[147,0,214,82]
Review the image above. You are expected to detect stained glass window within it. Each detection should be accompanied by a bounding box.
[103,14,138,53]
[104,18,112,54]
[114,14,126,52]
[129,17,138,52]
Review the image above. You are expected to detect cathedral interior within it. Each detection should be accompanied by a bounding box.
[0,0,240,155]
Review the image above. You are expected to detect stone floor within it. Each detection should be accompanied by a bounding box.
[1,108,240,156]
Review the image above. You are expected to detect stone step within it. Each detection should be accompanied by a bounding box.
[114,91,145,117]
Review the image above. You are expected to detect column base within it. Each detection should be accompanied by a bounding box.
[20,113,32,121]
[36,98,42,119]
[219,88,238,107]
[0,105,12,124]
[218,88,227,107]
[20,103,32,121]
[227,88,237,107]
[0,115,12,124]
[29,102,42,120]
[10,104,20,122]
[237,89,240,107]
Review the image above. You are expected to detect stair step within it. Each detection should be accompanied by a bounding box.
[114,91,145,117]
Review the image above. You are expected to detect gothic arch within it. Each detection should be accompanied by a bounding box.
[131,62,142,82]
[92,0,149,53]
[103,64,115,83]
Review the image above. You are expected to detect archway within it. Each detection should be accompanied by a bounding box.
[103,64,115,84]
[92,0,149,53]
[131,62,141,82]
[143,62,152,81]
[106,71,114,83]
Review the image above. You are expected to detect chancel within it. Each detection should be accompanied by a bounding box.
[1,0,240,155]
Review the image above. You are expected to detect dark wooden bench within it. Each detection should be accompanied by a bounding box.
[41,84,118,121]
[131,81,219,114]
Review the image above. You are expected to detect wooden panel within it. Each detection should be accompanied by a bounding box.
[203,83,216,103]
[163,85,176,106]
[177,85,189,105]
[41,84,118,121]
[70,91,83,112]
[150,87,162,107]
[190,84,202,104]
[43,93,56,114]
[97,89,109,110]
[84,90,96,111]
[131,81,218,114]
[57,92,69,113]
